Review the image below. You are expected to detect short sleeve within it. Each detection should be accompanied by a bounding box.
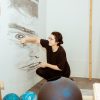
[57,48,68,70]
[40,39,49,49]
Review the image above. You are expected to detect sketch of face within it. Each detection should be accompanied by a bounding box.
[7,0,41,71]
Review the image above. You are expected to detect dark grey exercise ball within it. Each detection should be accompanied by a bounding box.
[38,77,82,100]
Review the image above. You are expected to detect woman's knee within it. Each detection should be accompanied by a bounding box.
[36,68,44,75]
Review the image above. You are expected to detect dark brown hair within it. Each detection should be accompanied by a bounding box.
[51,31,63,46]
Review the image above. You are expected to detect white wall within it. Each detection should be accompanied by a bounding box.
[0,0,46,96]
[92,0,100,78]
[46,0,100,78]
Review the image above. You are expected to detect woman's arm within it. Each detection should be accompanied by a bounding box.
[20,36,50,50]
[39,62,61,71]
[20,35,41,44]
[47,63,62,71]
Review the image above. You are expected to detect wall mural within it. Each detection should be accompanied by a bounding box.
[10,0,38,17]
[7,0,44,72]
[8,23,41,72]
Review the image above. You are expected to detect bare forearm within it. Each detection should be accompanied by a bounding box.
[26,36,39,43]
[47,63,61,71]
[20,35,40,44]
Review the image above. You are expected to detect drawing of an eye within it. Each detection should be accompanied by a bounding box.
[15,33,25,40]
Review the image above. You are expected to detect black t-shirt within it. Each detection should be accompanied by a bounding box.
[40,39,70,74]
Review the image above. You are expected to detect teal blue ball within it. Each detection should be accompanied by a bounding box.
[3,93,20,100]
[20,91,37,100]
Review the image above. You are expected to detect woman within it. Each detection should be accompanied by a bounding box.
[21,32,71,81]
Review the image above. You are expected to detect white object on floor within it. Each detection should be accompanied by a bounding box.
[81,89,93,96]
[83,96,93,100]
[81,89,93,100]
[93,83,100,100]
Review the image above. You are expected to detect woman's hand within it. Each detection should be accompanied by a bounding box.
[20,36,29,44]
[38,62,48,68]
[20,38,26,44]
